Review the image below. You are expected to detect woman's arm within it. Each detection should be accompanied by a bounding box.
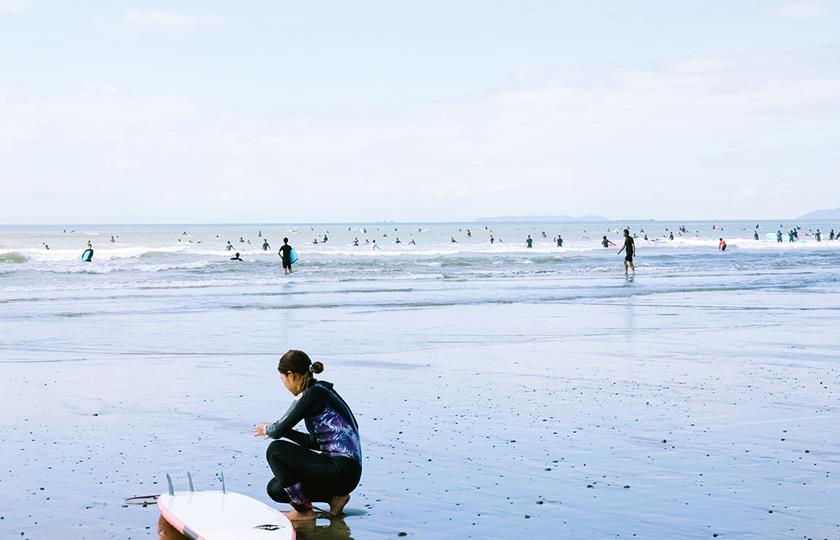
[264,387,323,439]
[285,428,319,449]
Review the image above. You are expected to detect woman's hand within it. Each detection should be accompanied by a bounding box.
[254,422,269,437]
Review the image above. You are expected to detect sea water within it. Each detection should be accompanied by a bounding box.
[2,220,838,300]
[2,221,840,539]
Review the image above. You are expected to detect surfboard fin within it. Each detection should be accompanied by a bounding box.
[187,471,195,492]
[165,473,175,496]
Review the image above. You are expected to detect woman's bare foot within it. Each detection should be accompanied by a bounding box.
[329,494,350,516]
[282,508,321,521]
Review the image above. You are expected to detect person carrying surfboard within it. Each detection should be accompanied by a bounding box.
[278,238,294,274]
[255,350,362,521]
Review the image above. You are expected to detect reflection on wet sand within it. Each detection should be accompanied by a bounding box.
[156,514,354,540]
[157,515,188,539]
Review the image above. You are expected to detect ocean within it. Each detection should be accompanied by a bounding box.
[1,220,839,539]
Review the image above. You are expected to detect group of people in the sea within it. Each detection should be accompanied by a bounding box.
[66,223,839,275]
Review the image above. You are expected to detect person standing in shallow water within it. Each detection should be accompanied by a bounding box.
[254,350,362,521]
[617,229,635,276]
[526,235,533,248]
[278,238,293,274]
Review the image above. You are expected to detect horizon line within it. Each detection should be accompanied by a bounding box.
[0,218,828,227]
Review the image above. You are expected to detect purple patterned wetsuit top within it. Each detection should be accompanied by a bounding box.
[266,380,362,464]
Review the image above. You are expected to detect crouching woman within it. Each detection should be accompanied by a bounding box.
[254,350,362,520]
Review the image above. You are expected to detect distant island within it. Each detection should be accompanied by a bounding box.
[474,214,611,223]
[797,207,840,220]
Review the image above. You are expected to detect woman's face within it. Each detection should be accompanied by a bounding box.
[281,371,302,395]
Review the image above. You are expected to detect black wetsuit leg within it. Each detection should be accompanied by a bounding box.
[265,440,361,509]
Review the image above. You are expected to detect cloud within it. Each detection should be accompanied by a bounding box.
[0,86,199,146]
[123,9,223,29]
[770,2,827,19]
[0,0,27,15]
[2,47,839,221]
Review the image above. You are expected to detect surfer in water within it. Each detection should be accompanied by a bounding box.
[278,238,293,274]
[255,350,362,521]
[526,235,533,248]
[262,239,271,251]
[617,229,635,276]
[231,252,243,261]
[719,238,727,251]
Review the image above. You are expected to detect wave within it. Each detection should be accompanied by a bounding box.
[0,252,28,264]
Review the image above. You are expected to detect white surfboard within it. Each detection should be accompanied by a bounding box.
[158,491,295,540]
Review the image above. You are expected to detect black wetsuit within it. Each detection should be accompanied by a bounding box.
[623,236,634,262]
[265,381,362,512]
[279,244,293,269]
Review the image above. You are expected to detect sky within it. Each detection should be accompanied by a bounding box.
[1,0,839,223]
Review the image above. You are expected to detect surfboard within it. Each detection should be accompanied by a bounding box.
[289,249,298,265]
[79,249,93,262]
[158,491,295,540]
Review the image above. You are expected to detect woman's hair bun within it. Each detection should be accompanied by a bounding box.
[311,361,324,374]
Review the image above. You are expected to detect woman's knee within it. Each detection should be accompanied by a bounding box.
[266,439,295,462]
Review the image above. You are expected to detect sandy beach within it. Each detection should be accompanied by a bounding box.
[1,226,839,538]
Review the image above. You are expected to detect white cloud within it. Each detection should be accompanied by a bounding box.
[0,0,27,15]
[123,9,223,29]
[0,87,199,146]
[770,2,827,19]
[2,48,839,222]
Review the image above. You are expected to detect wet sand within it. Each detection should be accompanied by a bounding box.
[1,278,839,539]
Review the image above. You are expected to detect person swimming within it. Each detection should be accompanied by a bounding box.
[278,238,293,274]
[719,238,727,251]
[231,252,243,261]
[255,350,362,521]
[617,229,635,276]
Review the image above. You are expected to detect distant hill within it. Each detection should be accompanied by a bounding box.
[797,207,840,220]
[474,214,611,223]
